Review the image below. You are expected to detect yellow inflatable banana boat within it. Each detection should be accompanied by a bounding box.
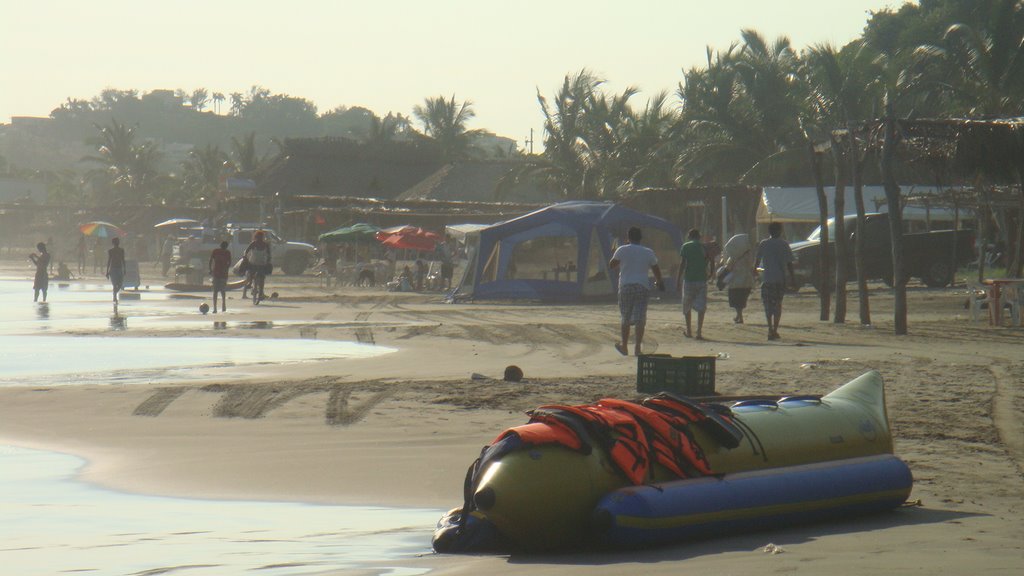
[434,371,911,552]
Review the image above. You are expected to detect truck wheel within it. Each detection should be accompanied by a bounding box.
[281,253,309,276]
[921,261,953,288]
[809,268,830,294]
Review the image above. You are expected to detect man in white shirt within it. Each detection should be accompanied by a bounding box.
[609,226,665,356]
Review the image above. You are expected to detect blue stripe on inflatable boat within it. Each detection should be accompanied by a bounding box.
[594,454,912,548]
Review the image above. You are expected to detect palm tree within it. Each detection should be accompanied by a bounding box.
[615,91,679,190]
[212,92,225,115]
[230,132,261,176]
[675,44,761,185]
[804,41,883,324]
[512,69,644,200]
[190,88,210,112]
[532,70,604,198]
[181,144,227,203]
[916,0,1024,275]
[81,119,163,203]
[412,95,481,161]
[82,119,137,184]
[229,92,245,117]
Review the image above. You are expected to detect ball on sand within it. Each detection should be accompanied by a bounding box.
[199,302,210,315]
[503,365,523,382]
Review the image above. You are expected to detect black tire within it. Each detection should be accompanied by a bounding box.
[921,261,953,288]
[281,252,309,276]
[809,267,831,294]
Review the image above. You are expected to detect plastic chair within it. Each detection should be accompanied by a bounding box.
[966,281,991,322]
[1003,284,1022,327]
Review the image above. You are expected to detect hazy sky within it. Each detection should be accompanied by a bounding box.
[3,0,907,145]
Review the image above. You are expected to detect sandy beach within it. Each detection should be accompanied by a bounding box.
[1,260,1022,575]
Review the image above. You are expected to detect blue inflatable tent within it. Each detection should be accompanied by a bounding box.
[454,202,682,301]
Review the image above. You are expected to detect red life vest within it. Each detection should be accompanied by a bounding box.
[488,397,721,485]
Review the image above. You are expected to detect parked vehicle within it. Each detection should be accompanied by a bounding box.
[790,213,975,290]
[175,225,316,275]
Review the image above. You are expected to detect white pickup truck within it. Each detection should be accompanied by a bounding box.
[175,226,317,275]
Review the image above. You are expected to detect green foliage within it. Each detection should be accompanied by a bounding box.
[4,0,1021,207]
[413,95,481,161]
[181,144,227,203]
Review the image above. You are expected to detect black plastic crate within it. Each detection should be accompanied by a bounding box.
[636,354,716,396]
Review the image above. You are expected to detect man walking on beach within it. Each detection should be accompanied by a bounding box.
[756,222,796,340]
[609,226,665,356]
[675,228,711,340]
[209,241,231,313]
[105,237,126,303]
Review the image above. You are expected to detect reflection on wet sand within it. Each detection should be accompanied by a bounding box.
[238,320,274,329]
[0,335,394,386]
[109,313,127,331]
[1,445,435,576]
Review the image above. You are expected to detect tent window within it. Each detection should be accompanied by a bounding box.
[481,243,500,283]
[582,232,611,296]
[508,235,578,282]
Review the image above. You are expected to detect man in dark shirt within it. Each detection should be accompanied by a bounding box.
[105,237,126,303]
[755,222,796,340]
[209,241,232,313]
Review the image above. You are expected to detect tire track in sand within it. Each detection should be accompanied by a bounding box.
[990,364,1024,476]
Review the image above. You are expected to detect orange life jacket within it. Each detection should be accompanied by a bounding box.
[489,397,720,485]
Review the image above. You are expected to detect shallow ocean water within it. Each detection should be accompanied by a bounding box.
[0,278,395,385]
[0,446,439,576]
[1,275,437,574]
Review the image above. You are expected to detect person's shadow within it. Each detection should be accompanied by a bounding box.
[36,303,50,320]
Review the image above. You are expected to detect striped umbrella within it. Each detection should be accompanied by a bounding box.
[79,221,127,238]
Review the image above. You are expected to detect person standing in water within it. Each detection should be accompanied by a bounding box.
[105,237,126,303]
[29,242,50,302]
[209,240,232,313]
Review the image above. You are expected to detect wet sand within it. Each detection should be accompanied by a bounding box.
[0,260,1022,574]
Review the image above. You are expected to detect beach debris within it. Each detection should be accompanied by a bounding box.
[762,543,786,554]
[271,291,280,300]
[800,362,817,369]
[717,352,730,360]
[199,302,210,315]
[471,373,489,380]
[503,365,524,382]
